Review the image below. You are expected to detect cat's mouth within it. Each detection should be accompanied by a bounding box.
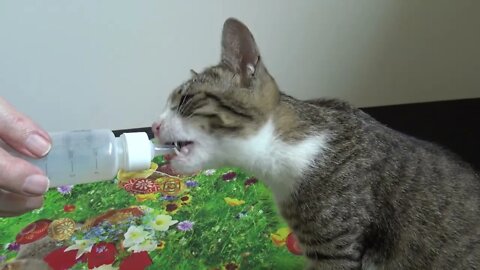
[164,141,195,156]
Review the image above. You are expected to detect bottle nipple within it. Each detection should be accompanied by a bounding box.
[153,144,176,156]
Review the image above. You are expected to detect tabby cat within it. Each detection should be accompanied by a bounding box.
[152,18,480,269]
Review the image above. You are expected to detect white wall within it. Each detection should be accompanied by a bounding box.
[1,0,479,132]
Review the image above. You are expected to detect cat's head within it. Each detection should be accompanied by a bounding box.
[153,18,281,174]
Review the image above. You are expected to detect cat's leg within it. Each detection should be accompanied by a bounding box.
[305,257,361,270]
[300,235,364,270]
[15,236,58,260]
[0,237,58,270]
[0,259,51,270]
[306,258,361,270]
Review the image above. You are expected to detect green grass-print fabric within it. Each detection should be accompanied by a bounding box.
[0,156,304,270]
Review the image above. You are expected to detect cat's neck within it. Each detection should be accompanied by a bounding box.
[217,118,329,201]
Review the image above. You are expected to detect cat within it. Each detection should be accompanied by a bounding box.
[1,237,56,270]
[152,18,480,269]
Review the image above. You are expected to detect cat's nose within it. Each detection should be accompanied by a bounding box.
[152,121,162,138]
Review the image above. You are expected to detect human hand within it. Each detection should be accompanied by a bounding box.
[0,97,51,217]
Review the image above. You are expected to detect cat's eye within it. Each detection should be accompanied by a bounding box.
[179,94,194,108]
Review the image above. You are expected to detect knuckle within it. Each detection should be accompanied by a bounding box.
[0,155,41,186]
[0,155,12,183]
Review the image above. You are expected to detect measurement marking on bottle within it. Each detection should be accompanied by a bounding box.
[69,160,75,177]
[68,149,75,177]
[94,149,99,175]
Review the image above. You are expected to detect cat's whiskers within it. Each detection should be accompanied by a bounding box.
[179,98,195,116]
[175,79,192,112]
[169,82,194,149]
[178,81,195,116]
[164,109,179,152]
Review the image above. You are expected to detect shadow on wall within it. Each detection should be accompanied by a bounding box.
[251,1,479,107]
[351,1,479,107]
[353,1,480,170]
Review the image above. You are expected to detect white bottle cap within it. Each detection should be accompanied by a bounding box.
[119,132,153,171]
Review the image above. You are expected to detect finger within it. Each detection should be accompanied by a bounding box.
[0,212,20,217]
[0,148,49,196]
[0,189,44,216]
[0,97,51,158]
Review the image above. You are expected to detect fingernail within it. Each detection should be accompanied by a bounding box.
[25,133,51,157]
[22,175,50,196]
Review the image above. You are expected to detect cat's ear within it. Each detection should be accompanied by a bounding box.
[190,69,198,77]
[221,18,260,83]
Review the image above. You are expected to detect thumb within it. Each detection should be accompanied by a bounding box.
[0,97,51,158]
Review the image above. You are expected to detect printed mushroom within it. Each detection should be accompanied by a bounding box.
[15,219,52,244]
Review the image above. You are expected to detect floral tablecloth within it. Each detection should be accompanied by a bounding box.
[0,155,305,269]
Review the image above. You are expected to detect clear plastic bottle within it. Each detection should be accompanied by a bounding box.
[8,129,175,187]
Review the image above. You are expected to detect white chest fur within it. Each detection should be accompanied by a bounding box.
[214,119,329,202]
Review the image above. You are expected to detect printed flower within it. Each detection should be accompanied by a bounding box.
[203,169,216,176]
[123,226,152,248]
[127,239,158,253]
[44,246,85,270]
[91,265,118,270]
[48,218,76,241]
[270,227,291,247]
[157,177,186,196]
[177,220,194,231]
[57,185,74,195]
[224,262,239,270]
[235,211,248,219]
[65,239,95,259]
[185,179,199,188]
[149,214,178,231]
[156,241,166,250]
[15,219,52,244]
[165,203,181,214]
[180,194,192,205]
[87,242,117,269]
[6,242,20,251]
[135,193,158,202]
[63,204,76,212]
[244,177,258,187]
[224,197,245,207]
[122,178,160,194]
[119,251,152,270]
[84,225,107,241]
[222,171,237,181]
[117,162,158,182]
[86,207,144,228]
[160,195,178,201]
[241,252,251,258]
